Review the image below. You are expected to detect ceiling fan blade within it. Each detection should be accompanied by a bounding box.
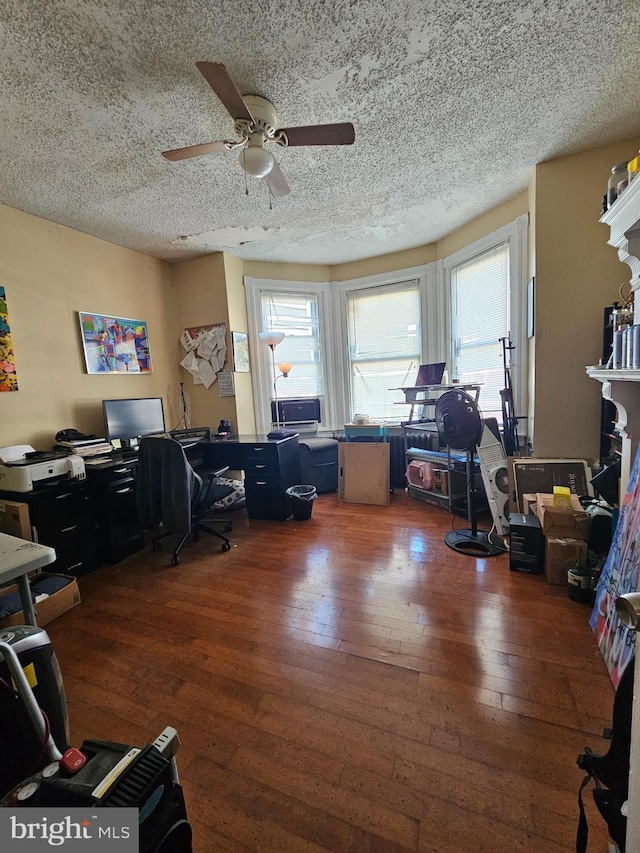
[276,122,355,147]
[161,140,228,161]
[195,61,254,123]
[265,160,290,197]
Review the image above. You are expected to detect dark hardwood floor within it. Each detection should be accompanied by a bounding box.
[46,492,615,852]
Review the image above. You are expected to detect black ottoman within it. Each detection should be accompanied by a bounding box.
[298,437,339,493]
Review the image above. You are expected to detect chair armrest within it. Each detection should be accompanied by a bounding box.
[199,465,230,479]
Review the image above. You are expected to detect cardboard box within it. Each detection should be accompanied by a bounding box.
[432,468,449,495]
[0,499,31,540]
[522,493,538,514]
[338,442,390,506]
[544,537,588,585]
[509,512,543,574]
[0,574,81,629]
[536,494,590,540]
[535,492,582,512]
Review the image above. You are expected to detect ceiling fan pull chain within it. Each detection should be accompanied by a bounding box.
[242,150,249,195]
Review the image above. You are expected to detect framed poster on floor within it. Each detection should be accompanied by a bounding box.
[590,442,640,686]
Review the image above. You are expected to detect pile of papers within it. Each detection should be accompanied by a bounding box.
[57,437,113,457]
[180,325,227,389]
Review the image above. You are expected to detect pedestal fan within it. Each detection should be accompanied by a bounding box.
[435,389,505,557]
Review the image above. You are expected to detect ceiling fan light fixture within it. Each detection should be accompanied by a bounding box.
[240,145,275,178]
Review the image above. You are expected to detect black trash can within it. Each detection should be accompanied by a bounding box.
[286,485,317,520]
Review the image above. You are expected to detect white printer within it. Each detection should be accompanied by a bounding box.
[0,445,86,493]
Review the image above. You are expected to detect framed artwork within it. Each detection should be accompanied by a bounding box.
[78,312,152,374]
[0,286,18,391]
[590,440,640,687]
[232,331,250,373]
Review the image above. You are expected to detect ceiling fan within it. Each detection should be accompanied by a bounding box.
[161,62,356,197]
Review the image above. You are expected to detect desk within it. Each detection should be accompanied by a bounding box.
[0,532,56,626]
[200,434,301,521]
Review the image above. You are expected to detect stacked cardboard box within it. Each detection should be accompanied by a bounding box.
[534,493,590,584]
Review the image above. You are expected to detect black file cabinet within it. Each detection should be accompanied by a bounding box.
[86,458,144,564]
[0,480,98,577]
[201,434,301,521]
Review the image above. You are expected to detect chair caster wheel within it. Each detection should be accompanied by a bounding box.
[170,555,180,566]
[221,542,231,552]
[224,523,232,532]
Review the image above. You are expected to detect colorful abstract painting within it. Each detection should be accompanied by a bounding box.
[590,441,640,686]
[79,312,152,374]
[0,286,18,391]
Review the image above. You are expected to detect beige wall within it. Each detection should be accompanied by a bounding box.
[172,253,235,432]
[0,203,180,451]
[532,134,640,461]
[244,261,330,282]
[330,245,435,282]
[435,191,528,259]
[223,252,255,433]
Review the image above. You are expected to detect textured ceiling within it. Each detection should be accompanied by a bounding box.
[1,0,640,265]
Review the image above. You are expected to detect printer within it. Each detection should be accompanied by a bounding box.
[0,445,86,493]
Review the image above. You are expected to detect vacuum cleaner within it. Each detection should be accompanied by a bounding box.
[0,627,193,852]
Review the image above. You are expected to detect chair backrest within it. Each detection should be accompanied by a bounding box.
[136,436,198,535]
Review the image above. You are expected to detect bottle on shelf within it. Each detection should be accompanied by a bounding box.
[608,161,630,208]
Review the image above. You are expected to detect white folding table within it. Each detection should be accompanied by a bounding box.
[0,532,56,627]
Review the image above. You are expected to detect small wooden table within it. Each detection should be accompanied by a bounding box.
[0,532,56,626]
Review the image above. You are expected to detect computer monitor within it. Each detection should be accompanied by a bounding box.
[102,397,165,447]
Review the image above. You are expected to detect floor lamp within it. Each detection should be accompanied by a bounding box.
[259,331,287,429]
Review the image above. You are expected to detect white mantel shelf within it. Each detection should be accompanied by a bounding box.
[586,367,640,499]
[600,174,640,324]
[586,367,640,382]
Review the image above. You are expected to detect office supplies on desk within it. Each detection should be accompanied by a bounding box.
[0,445,86,493]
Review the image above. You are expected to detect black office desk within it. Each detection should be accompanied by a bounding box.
[199,434,301,521]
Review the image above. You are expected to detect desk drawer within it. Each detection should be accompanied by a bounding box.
[244,475,291,521]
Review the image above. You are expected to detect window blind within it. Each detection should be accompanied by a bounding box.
[450,243,509,420]
[261,291,323,398]
[347,281,420,421]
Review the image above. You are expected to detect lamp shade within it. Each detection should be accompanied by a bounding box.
[240,146,275,178]
[277,361,292,376]
[259,331,285,347]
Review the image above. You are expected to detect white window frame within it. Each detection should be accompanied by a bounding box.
[244,277,334,434]
[331,265,430,426]
[440,214,529,427]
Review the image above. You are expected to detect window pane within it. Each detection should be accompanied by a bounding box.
[451,245,509,421]
[261,291,322,399]
[347,282,420,421]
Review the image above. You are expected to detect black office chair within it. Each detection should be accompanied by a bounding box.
[137,436,234,566]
